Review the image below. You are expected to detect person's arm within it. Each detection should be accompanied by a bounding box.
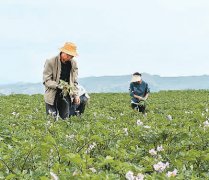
[71,60,80,104]
[129,83,134,97]
[43,60,58,89]
[134,94,145,100]
[143,83,150,100]
[143,93,149,100]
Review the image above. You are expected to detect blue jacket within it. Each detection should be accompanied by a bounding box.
[129,81,150,103]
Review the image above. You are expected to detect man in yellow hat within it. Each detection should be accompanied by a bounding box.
[43,42,80,119]
[129,72,150,114]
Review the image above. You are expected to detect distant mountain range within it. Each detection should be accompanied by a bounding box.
[0,73,209,95]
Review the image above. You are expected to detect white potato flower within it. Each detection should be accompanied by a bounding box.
[136,119,143,126]
[153,161,169,172]
[125,171,134,180]
[203,120,209,128]
[123,128,129,136]
[157,145,164,152]
[166,115,172,121]
[166,169,178,177]
[85,142,96,154]
[89,167,97,173]
[149,148,157,156]
[135,173,144,180]
[50,172,59,180]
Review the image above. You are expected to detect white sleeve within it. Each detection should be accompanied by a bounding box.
[78,85,86,96]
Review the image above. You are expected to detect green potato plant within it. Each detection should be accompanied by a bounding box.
[0,91,209,179]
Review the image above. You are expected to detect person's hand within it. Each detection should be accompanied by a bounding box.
[74,96,80,105]
[139,97,146,101]
[135,95,144,101]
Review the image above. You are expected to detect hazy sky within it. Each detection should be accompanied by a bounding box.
[0,0,209,84]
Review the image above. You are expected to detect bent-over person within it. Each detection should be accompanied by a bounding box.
[129,72,150,114]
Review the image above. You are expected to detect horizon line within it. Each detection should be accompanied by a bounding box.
[0,73,209,85]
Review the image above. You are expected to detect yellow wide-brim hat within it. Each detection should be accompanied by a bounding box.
[59,42,78,57]
[131,75,141,82]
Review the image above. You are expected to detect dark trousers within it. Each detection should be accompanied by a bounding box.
[131,103,146,114]
[46,91,72,119]
[69,94,88,116]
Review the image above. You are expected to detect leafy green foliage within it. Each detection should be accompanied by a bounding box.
[59,80,75,96]
[0,91,209,179]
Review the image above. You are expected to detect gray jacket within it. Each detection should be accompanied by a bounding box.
[43,54,79,105]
